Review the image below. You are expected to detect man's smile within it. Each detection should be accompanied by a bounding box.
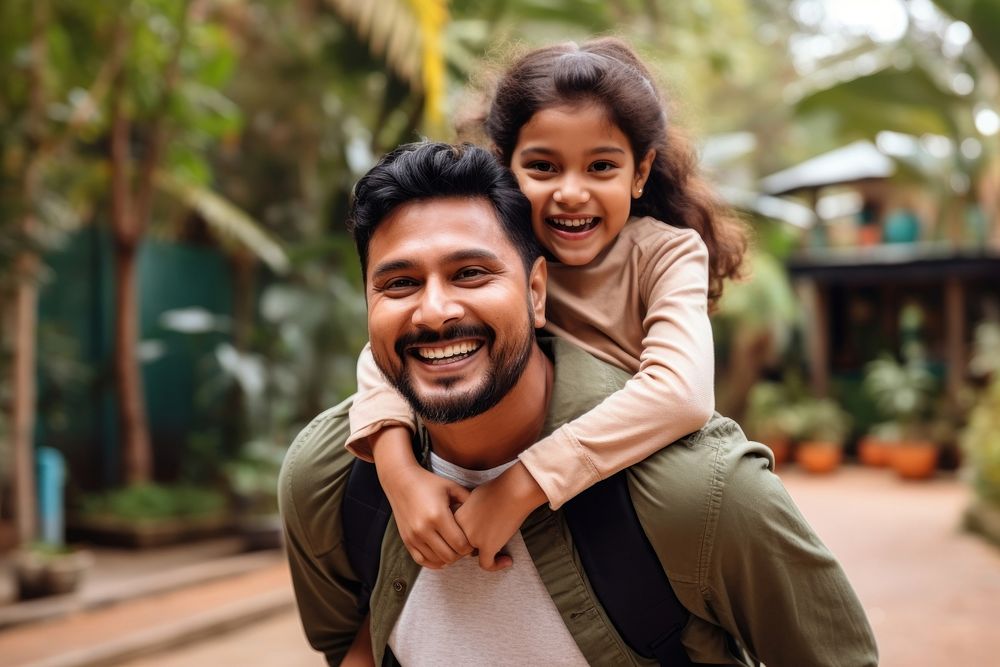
[409,339,484,365]
[394,324,495,378]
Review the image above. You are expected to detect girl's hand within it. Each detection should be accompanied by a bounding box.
[372,427,473,568]
[455,462,547,572]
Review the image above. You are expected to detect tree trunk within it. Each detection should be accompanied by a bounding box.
[106,2,190,485]
[9,0,50,545]
[11,254,40,544]
[109,69,153,485]
[113,241,153,484]
[717,327,775,423]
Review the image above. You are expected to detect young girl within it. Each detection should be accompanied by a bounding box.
[347,37,747,572]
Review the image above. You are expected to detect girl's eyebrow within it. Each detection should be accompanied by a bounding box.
[587,146,627,155]
[518,145,626,156]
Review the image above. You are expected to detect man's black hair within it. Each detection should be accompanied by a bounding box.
[347,142,541,277]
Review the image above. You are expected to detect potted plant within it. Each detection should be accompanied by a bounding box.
[856,422,900,468]
[863,347,939,480]
[745,381,799,467]
[71,483,229,548]
[793,397,852,474]
[13,542,93,600]
[224,439,286,550]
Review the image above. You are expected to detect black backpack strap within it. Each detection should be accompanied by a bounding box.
[563,471,698,667]
[342,459,392,615]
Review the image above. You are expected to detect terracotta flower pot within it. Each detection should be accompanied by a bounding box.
[795,441,843,474]
[890,441,938,480]
[857,436,892,467]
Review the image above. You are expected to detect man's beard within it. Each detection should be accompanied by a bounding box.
[375,315,535,424]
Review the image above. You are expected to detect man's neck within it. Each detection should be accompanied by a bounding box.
[424,344,553,470]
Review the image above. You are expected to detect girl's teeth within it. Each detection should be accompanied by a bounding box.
[548,217,594,228]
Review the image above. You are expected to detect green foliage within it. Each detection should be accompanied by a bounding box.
[794,397,853,446]
[795,65,960,139]
[218,269,368,433]
[79,483,226,521]
[717,251,799,331]
[963,377,1000,506]
[21,541,75,558]
[963,318,1000,505]
[932,0,1000,72]
[744,380,801,441]
[863,353,937,436]
[223,439,285,515]
[969,318,1000,379]
[713,250,800,373]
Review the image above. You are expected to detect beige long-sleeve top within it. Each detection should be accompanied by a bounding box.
[347,216,715,508]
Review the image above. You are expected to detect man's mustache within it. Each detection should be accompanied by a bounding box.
[394,324,495,358]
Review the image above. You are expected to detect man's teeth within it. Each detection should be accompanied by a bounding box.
[548,217,595,228]
[416,341,480,360]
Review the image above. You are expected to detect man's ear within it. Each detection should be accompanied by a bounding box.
[528,256,547,328]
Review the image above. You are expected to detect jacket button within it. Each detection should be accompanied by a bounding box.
[392,578,406,593]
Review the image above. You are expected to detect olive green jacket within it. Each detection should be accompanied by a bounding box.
[279,338,877,666]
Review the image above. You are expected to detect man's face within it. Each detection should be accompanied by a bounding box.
[365,197,546,423]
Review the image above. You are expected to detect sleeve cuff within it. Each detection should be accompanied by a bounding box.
[518,428,600,510]
[344,418,414,462]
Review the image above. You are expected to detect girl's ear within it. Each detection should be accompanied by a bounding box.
[633,149,656,198]
[528,256,547,328]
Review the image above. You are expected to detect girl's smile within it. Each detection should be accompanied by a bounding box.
[510,103,654,266]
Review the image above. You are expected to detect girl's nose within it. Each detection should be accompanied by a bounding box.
[553,175,590,206]
[412,279,464,329]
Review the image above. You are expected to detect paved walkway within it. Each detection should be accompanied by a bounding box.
[780,466,1000,667]
[2,467,999,666]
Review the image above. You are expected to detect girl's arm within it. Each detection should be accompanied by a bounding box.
[346,343,417,461]
[349,346,473,568]
[520,230,714,506]
[457,230,714,568]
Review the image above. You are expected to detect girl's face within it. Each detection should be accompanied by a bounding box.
[509,103,655,266]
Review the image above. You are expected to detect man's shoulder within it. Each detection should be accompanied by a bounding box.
[628,414,778,576]
[278,396,357,557]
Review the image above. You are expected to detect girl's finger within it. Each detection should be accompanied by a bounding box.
[478,547,513,572]
[439,517,473,557]
[423,530,464,565]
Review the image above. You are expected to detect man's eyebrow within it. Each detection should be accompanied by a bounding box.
[442,249,503,264]
[369,249,503,281]
[370,259,416,282]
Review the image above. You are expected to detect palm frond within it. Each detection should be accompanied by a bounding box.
[155,172,290,274]
[326,0,448,125]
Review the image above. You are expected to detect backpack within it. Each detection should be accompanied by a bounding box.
[342,458,701,666]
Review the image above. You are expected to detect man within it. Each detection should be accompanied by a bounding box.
[279,142,878,666]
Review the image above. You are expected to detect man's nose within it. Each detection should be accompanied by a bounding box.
[412,278,464,329]
[553,173,590,206]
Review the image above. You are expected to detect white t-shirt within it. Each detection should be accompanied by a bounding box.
[387,452,589,666]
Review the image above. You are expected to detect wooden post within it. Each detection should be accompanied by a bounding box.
[944,277,966,409]
[798,278,829,397]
